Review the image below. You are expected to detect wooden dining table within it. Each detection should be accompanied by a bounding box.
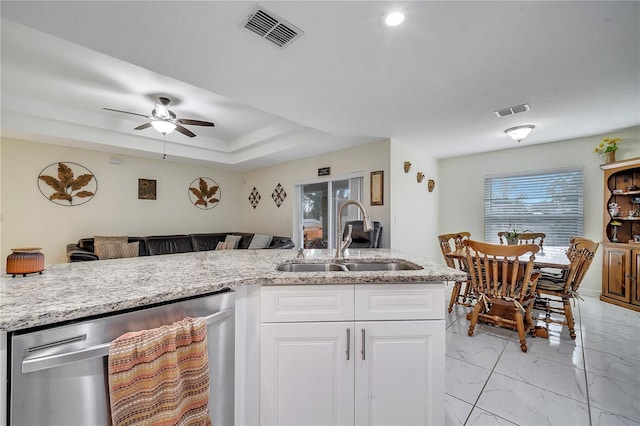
[445,244,571,338]
[446,245,571,270]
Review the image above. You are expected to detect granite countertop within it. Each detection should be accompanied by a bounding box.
[0,249,464,332]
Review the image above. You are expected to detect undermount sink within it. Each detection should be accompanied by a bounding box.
[276,260,423,272]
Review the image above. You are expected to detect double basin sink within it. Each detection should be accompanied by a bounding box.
[276,259,423,272]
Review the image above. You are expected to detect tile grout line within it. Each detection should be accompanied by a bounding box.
[576,298,592,426]
[462,323,512,425]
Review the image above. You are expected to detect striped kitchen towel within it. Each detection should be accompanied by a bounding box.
[108,317,211,426]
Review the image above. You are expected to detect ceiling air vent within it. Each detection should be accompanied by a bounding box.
[494,103,530,118]
[244,6,303,48]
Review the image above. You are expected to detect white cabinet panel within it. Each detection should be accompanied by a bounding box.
[260,322,355,426]
[355,284,444,321]
[354,321,445,426]
[261,285,354,323]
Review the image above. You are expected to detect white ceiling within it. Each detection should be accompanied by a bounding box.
[1,1,639,171]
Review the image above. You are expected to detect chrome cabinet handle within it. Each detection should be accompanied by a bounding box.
[346,328,351,360]
[22,308,233,373]
[361,328,366,360]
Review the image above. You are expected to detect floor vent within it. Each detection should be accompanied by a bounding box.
[244,6,303,48]
[494,103,530,117]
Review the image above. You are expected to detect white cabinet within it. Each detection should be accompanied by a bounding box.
[260,284,445,426]
[260,322,355,426]
[354,321,444,426]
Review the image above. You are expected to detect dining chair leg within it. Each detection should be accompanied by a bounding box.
[462,281,473,304]
[524,304,535,333]
[563,298,577,340]
[514,309,528,352]
[448,281,462,313]
[467,301,483,337]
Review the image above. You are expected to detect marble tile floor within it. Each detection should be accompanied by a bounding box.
[444,287,640,426]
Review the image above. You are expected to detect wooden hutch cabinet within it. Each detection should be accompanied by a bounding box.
[600,157,640,312]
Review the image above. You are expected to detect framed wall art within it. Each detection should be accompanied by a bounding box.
[370,170,384,206]
[37,162,97,206]
[138,178,156,200]
[188,177,221,210]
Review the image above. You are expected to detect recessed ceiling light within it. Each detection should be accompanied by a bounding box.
[384,11,406,27]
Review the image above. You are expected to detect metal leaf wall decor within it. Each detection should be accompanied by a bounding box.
[37,162,97,206]
[188,177,221,210]
[272,183,287,207]
[249,187,261,209]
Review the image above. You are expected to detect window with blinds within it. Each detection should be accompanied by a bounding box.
[484,168,584,246]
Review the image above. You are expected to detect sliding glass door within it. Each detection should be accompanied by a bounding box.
[296,176,363,249]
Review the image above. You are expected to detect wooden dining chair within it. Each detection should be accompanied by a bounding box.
[463,239,540,352]
[498,232,546,249]
[538,236,588,282]
[437,232,472,312]
[535,237,599,340]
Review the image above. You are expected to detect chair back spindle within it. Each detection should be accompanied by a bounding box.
[463,239,540,352]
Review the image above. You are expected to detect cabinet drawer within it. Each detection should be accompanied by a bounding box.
[355,284,444,321]
[261,285,354,323]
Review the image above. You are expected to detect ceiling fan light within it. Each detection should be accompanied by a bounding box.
[504,125,535,142]
[151,120,176,135]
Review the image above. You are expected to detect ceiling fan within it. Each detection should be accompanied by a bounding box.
[103,97,214,137]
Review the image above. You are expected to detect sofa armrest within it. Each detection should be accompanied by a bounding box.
[66,244,99,262]
[267,236,295,249]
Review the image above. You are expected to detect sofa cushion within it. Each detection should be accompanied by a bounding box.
[215,241,236,250]
[79,237,147,256]
[248,234,273,249]
[191,233,226,251]
[95,242,139,260]
[224,234,243,249]
[145,235,193,256]
[94,235,127,246]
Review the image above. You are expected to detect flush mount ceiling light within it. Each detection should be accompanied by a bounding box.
[383,10,406,27]
[504,125,535,142]
[151,120,176,135]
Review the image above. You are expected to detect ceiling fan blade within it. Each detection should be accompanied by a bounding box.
[134,122,153,130]
[103,108,150,119]
[177,119,215,127]
[175,124,196,138]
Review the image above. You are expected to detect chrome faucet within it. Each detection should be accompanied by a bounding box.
[334,199,373,259]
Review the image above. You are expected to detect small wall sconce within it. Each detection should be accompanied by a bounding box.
[404,161,412,173]
[428,179,436,192]
[416,172,424,183]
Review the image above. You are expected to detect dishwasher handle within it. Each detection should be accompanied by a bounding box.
[22,308,233,374]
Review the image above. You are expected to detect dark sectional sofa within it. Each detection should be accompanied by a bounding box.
[66,232,295,262]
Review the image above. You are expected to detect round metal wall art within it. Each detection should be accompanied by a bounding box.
[188,177,221,210]
[37,162,97,206]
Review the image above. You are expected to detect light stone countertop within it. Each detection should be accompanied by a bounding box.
[0,248,464,332]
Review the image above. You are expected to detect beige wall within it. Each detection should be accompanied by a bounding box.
[1,138,245,269]
[242,139,391,247]
[389,138,440,260]
[438,126,640,297]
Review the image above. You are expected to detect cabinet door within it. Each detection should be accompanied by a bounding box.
[260,322,355,426]
[354,321,445,426]
[602,246,632,302]
[632,249,640,306]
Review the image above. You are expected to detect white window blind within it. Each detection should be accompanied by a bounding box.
[484,168,583,246]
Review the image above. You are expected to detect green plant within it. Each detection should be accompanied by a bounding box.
[594,137,621,155]
[503,224,529,240]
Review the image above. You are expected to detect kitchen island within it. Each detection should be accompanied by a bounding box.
[1,248,465,425]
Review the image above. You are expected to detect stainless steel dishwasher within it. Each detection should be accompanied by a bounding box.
[8,289,235,426]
